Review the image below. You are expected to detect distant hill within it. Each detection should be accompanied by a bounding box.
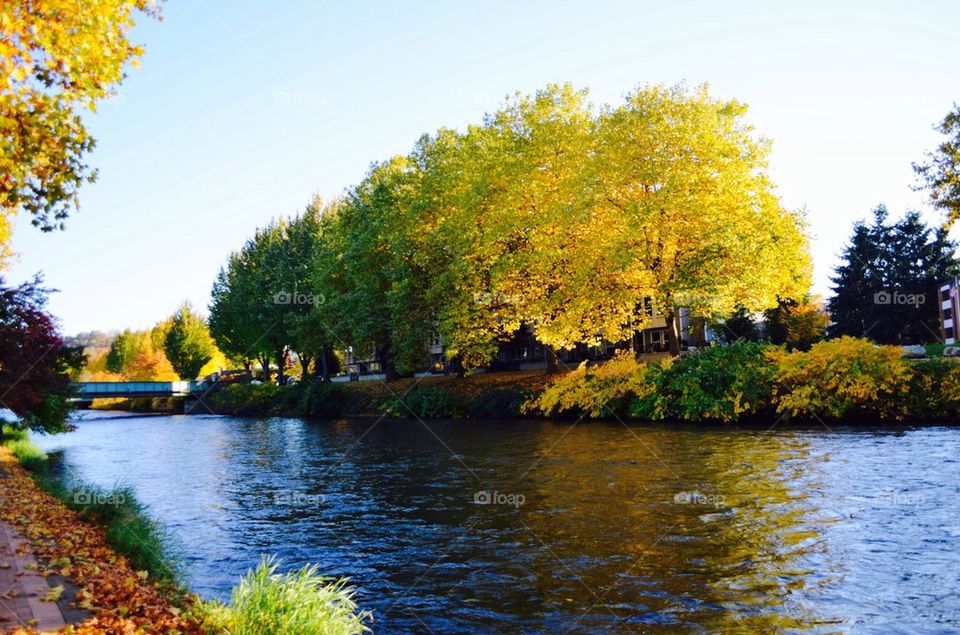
[63,330,119,351]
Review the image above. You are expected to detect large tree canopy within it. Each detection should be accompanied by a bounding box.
[210,83,813,377]
[0,0,158,264]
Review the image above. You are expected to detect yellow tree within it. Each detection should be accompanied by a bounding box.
[0,0,158,264]
[484,84,646,369]
[416,123,525,368]
[420,85,610,370]
[593,84,811,354]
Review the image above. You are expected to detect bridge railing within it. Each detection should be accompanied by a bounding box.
[70,381,207,398]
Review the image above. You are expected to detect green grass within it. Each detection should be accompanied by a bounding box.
[925,343,948,357]
[2,425,180,582]
[1,425,49,473]
[196,556,370,635]
[50,481,181,581]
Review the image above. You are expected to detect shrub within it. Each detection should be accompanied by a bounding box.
[198,556,370,635]
[271,380,368,418]
[630,341,777,423]
[381,385,462,419]
[924,343,948,357]
[465,386,529,419]
[208,383,286,416]
[770,336,912,421]
[526,351,649,418]
[906,358,960,420]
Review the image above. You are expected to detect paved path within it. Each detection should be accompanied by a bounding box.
[0,519,66,633]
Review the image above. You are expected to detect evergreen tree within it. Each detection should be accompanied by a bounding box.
[828,207,888,340]
[713,306,760,343]
[829,206,959,344]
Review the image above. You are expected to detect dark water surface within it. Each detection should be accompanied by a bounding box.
[35,412,960,633]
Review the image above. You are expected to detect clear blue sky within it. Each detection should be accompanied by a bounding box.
[8,0,959,334]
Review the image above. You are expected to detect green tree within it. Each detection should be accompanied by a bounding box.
[914,105,960,227]
[329,158,433,380]
[277,200,331,378]
[764,296,828,351]
[299,198,349,380]
[105,329,151,374]
[713,306,760,344]
[210,226,283,381]
[829,207,958,344]
[827,208,888,340]
[163,303,216,380]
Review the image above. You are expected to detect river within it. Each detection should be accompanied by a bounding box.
[34,411,960,633]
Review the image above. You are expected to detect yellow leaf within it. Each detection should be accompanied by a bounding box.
[42,585,64,602]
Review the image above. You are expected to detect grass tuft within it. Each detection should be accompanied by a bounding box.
[197,556,371,634]
[2,425,49,473]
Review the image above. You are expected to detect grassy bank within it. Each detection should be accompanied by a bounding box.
[204,370,551,420]
[88,395,185,413]
[197,338,960,425]
[1,425,180,581]
[0,425,371,634]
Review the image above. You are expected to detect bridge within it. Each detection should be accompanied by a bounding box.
[70,381,208,399]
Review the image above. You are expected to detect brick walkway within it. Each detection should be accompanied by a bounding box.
[0,519,66,633]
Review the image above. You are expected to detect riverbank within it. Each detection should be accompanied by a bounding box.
[88,396,185,413]
[0,443,200,633]
[0,428,372,634]
[175,338,960,424]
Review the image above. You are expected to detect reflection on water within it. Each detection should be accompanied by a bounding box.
[36,412,960,633]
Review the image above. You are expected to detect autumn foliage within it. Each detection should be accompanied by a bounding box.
[0,445,203,633]
[529,338,960,424]
[0,276,81,433]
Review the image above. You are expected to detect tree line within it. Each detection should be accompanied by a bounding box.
[829,206,958,344]
[84,303,223,382]
[209,83,813,381]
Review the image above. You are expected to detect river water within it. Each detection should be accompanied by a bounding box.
[34,411,960,633]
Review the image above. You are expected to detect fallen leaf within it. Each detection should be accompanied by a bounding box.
[42,584,64,602]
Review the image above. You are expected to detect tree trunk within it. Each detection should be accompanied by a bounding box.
[450,355,465,378]
[544,344,559,374]
[319,349,331,382]
[276,348,287,385]
[665,308,682,356]
[379,344,398,382]
[299,353,311,379]
[258,355,272,382]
